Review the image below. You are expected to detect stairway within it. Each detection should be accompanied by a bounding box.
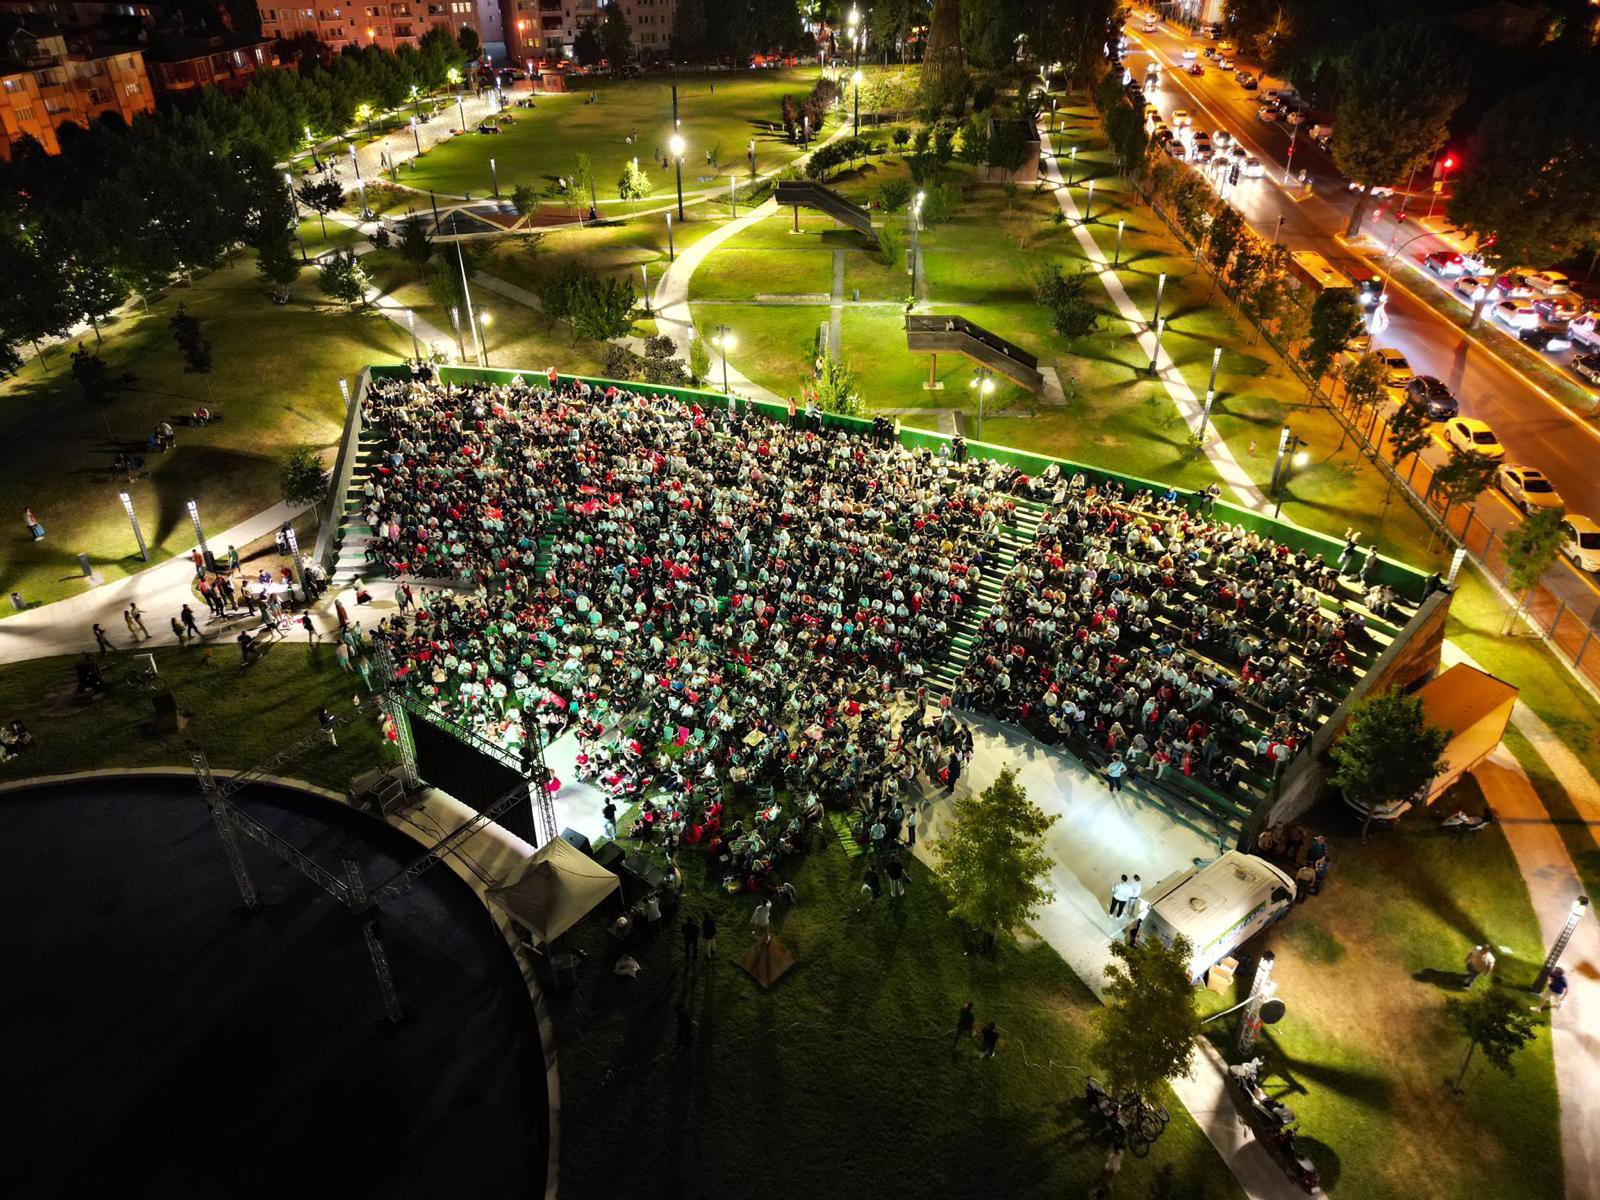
[328,437,382,588]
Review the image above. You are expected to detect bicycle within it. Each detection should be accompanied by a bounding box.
[126,665,169,693]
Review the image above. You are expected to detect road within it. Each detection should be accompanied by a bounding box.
[1121,17,1600,626]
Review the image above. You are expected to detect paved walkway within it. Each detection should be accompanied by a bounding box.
[0,501,309,664]
[1037,131,1268,512]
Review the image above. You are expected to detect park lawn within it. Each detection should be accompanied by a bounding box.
[296,217,365,259]
[0,258,394,611]
[690,302,831,398]
[483,211,723,297]
[552,817,1240,1200]
[0,644,388,787]
[688,226,839,301]
[405,69,832,201]
[1195,785,1562,1200]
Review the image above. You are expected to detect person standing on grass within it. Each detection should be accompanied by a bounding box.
[682,915,700,961]
[953,1001,977,1054]
[885,855,907,898]
[701,912,718,959]
[237,629,254,666]
[602,800,617,839]
[227,544,240,573]
[1463,944,1496,989]
[1532,967,1568,1014]
[751,898,773,944]
[24,507,45,540]
[92,623,113,654]
[336,640,353,672]
[861,865,883,904]
[318,706,338,746]
[980,1021,1000,1060]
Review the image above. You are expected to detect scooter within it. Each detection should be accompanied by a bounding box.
[1227,1058,1323,1194]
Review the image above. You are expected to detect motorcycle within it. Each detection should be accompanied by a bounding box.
[1227,1058,1323,1193]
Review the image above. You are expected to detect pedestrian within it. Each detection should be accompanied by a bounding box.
[1294,860,1316,901]
[1463,943,1496,989]
[237,629,255,665]
[302,613,318,643]
[227,544,240,572]
[1128,874,1142,907]
[1125,897,1149,945]
[1109,874,1131,918]
[953,1001,976,1054]
[751,898,773,944]
[1532,967,1569,1014]
[128,602,149,638]
[861,865,882,902]
[1337,530,1360,576]
[24,507,45,539]
[123,606,143,641]
[191,547,206,578]
[701,912,718,959]
[1360,544,1379,583]
[1107,753,1127,793]
[171,615,188,645]
[335,640,352,672]
[397,582,413,612]
[181,604,201,640]
[336,598,350,630]
[905,802,919,846]
[318,705,338,746]
[979,1021,1000,1059]
[870,814,887,850]
[681,915,700,959]
[886,855,906,898]
[92,623,113,654]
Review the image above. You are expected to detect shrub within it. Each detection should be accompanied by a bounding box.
[280,443,328,506]
[891,126,911,148]
[921,180,962,226]
[879,178,913,212]
[972,80,997,112]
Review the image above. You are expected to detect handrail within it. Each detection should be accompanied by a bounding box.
[774,179,876,242]
[313,366,370,576]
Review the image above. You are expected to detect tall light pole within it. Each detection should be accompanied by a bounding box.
[969,368,994,440]
[478,309,493,367]
[1236,951,1277,1054]
[449,305,466,362]
[490,156,500,200]
[666,211,676,262]
[187,499,210,568]
[119,491,148,561]
[1532,896,1590,993]
[348,141,360,182]
[455,242,484,366]
[910,191,924,300]
[1270,428,1308,519]
[1151,271,1167,327]
[670,132,686,221]
[409,117,421,157]
[852,69,863,135]
[713,324,736,394]
[1147,317,1166,374]
[1082,179,1096,223]
[1113,218,1126,268]
[406,309,420,360]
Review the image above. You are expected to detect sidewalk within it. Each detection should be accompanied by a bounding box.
[0,501,308,665]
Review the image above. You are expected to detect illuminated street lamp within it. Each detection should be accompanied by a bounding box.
[118,491,148,561]
[477,309,493,367]
[670,132,686,220]
[409,117,421,156]
[1269,427,1309,518]
[969,367,995,440]
[712,324,737,394]
[405,309,420,360]
[1532,896,1590,993]
[187,499,210,569]
[852,69,864,135]
[1112,218,1125,268]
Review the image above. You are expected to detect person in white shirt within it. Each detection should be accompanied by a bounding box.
[1109,874,1132,918]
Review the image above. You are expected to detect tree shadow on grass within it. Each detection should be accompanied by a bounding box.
[150,445,274,547]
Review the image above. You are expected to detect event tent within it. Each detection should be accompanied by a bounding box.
[1417,663,1518,804]
[487,836,620,944]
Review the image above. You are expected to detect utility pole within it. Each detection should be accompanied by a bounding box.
[1237,951,1277,1054]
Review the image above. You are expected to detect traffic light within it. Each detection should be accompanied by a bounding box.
[1442,155,1456,171]
[1397,209,1407,222]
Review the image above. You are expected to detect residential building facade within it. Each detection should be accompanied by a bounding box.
[256,0,492,55]
[1,25,154,156]
[503,0,676,68]
[144,33,277,97]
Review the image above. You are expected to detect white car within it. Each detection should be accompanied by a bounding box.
[1171,109,1192,127]
[1493,301,1541,331]
[1496,464,1564,513]
[1561,515,1600,572]
[1346,180,1396,197]
[1262,87,1297,104]
[1524,270,1571,295]
[1217,57,1234,70]
[1374,347,1413,386]
[1243,156,1264,177]
[1568,312,1600,350]
[1181,47,1198,59]
[1445,418,1506,461]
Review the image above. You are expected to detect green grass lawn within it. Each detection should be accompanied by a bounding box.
[405,69,833,202]
[1196,785,1562,1200]
[486,214,722,295]
[295,216,366,259]
[0,258,398,610]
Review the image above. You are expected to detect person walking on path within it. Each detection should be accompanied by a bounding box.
[92,623,113,654]
[952,1001,977,1055]
[1109,874,1131,918]
[1125,897,1149,946]
[750,898,773,944]
[301,613,318,643]
[886,855,907,898]
[181,604,202,640]
[128,602,149,638]
[123,606,144,641]
[335,641,352,672]
[227,544,240,572]
[701,912,718,959]
[681,915,700,961]
[980,1021,1000,1060]
[335,598,350,631]
[1532,966,1569,1014]
[171,615,188,646]
[1106,753,1127,793]
[1463,943,1496,989]
[904,803,919,846]
[1127,874,1142,908]
[191,548,206,579]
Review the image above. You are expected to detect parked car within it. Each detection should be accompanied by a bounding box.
[1237,73,1259,90]
[1520,326,1572,352]
[1181,47,1199,59]
[1497,464,1564,513]
[1285,108,1307,126]
[1373,347,1413,386]
[1190,131,1214,161]
[1421,250,1466,276]
[1571,352,1600,386]
[1170,108,1192,127]
[1524,269,1571,295]
[1257,104,1279,122]
[1562,515,1600,573]
[1217,57,1234,70]
[1453,275,1493,301]
[1568,313,1600,350]
[1345,180,1396,197]
[1187,61,1205,75]
[1492,273,1538,299]
[1532,294,1580,322]
[1405,375,1458,419]
[1243,156,1264,177]
[1262,87,1297,104]
[1493,300,1541,331]
[1446,417,1506,460]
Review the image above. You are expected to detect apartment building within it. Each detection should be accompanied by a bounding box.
[503,0,676,68]
[256,0,487,55]
[144,32,277,96]
[1,23,154,156]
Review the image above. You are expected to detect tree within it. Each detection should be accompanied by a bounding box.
[573,18,603,67]
[617,158,652,213]
[1500,509,1566,634]
[671,0,708,57]
[568,272,638,343]
[70,344,136,436]
[168,303,214,401]
[805,353,864,415]
[458,25,481,61]
[1336,350,1387,449]
[1104,100,1149,174]
[67,256,128,344]
[921,0,968,115]
[256,231,303,304]
[392,218,432,282]
[511,183,541,220]
[1446,989,1537,1093]
[600,2,633,66]
[933,766,1059,950]
[688,334,711,385]
[1385,395,1431,481]
[1094,935,1201,1103]
[296,178,345,239]
[318,248,372,309]
[986,115,1030,179]
[1330,21,1464,236]
[1329,689,1450,836]
[1035,263,1101,341]
[1299,288,1364,384]
[279,442,329,506]
[1431,446,1499,525]
[573,151,597,219]
[1205,205,1245,289]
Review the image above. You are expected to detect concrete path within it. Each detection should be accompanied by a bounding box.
[0,501,309,664]
[1037,131,1268,512]
[828,249,845,360]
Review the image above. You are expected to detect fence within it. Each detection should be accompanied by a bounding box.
[1103,144,1600,697]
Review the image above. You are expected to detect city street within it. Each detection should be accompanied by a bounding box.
[1123,17,1600,628]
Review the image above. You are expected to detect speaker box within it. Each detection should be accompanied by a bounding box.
[560,827,592,856]
[594,841,626,871]
[151,690,186,733]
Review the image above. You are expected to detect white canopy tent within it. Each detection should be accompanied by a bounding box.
[487,836,620,945]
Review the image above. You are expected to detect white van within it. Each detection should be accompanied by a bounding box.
[1141,851,1297,980]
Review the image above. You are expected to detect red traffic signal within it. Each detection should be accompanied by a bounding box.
[1442,155,1456,170]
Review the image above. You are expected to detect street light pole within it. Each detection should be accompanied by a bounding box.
[1532,896,1590,993]
[1113,218,1125,268]
[478,310,493,367]
[1151,272,1167,327]
[1147,317,1166,374]
[1082,179,1096,223]
[490,156,500,199]
[968,367,994,439]
[449,305,466,363]
[187,499,210,568]
[406,309,420,360]
[714,324,736,394]
[666,211,675,262]
[670,132,686,221]
[119,491,149,561]
[1237,951,1277,1055]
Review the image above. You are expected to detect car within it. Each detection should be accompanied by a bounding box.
[1187,61,1204,75]
[1519,326,1572,352]
[1568,313,1600,349]
[1190,131,1214,161]
[1571,352,1600,386]
[1214,130,1233,149]
[1422,250,1466,277]
[1284,108,1307,126]
[1170,109,1192,127]
[1257,104,1279,122]
[1446,417,1506,460]
[1453,275,1493,301]
[1345,180,1396,197]
[1243,155,1264,177]
[1405,375,1459,419]
[1493,300,1541,331]
[1524,269,1571,295]
[1562,515,1600,572]
[1532,294,1580,322]
[1262,87,1296,104]
[1181,47,1198,59]
[1218,39,1235,51]
[1496,464,1564,513]
[1492,273,1537,299]
[1217,57,1234,70]
[1238,72,1259,90]
[1374,347,1413,386]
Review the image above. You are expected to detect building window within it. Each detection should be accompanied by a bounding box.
[16,105,35,120]
[125,81,140,94]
